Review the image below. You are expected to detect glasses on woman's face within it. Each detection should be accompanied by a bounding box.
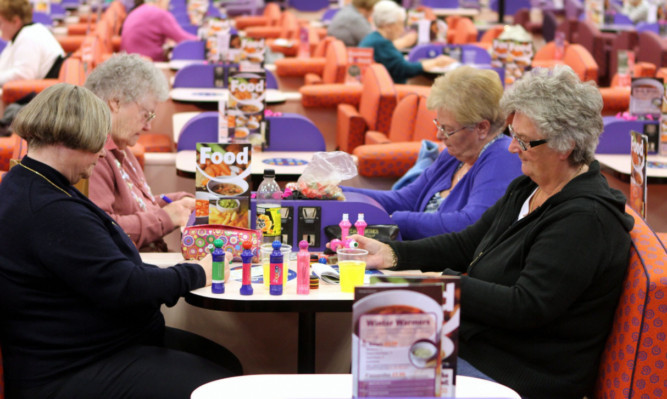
[508,124,548,151]
[432,119,471,138]
[137,102,156,124]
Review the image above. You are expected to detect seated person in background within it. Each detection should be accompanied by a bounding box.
[359,0,454,83]
[348,65,634,399]
[0,0,65,85]
[120,0,197,61]
[328,0,417,48]
[344,66,522,240]
[86,54,195,252]
[0,83,240,399]
[622,0,649,23]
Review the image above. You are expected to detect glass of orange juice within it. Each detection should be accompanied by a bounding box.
[337,248,368,293]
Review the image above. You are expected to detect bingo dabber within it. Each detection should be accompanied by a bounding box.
[240,240,254,296]
[269,240,284,296]
[211,239,225,294]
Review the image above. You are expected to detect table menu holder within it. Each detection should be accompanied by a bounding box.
[297,206,321,247]
[352,283,449,397]
[630,130,648,219]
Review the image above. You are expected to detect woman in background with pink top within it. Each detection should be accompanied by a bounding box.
[120,0,197,61]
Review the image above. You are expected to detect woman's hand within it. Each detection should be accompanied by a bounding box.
[197,252,232,287]
[346,234,396,270]
[163,197,196,227]
[421,55,456,71]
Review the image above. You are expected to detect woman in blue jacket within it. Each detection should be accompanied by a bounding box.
[344,66,522,240]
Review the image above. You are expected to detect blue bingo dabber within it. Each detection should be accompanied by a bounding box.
[269,240,284,296]
[211,239,225,294]
[240,241,254,296]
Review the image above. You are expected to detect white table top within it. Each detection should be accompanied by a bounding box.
[190,374,521,399]
[431,8,480,17]
[176,149,316,177]
[596,154,667,179]
[170,88,301,104]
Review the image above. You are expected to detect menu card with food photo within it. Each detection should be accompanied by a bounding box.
[227,70,267,148]
[194,143,252,228]
[238,37,265,72]
[346,48,374,84]
[585,0,604,26]
[352,283,450,397]
[630,77,664,118]
[370,275,461,397]
[630,130,648,219]
[202,19,233,63]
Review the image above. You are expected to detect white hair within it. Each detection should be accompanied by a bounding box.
[372,0,405,28]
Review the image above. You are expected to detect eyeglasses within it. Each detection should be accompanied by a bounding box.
[508,124,548,151]
[432,119,471,138]
[137,103,156,124]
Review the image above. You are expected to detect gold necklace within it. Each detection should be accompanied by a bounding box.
[18,162,72,198]
[530,164,585,213]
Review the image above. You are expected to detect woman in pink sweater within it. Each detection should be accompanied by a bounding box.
[121,0,197,61]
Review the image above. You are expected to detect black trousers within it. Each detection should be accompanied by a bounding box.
[7,327,242,399]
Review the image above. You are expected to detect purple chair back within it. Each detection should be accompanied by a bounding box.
[0,39,6,54]
[225,0,264,17]
[614,13,634,26]
[636,22,659,33]
[288,0,328,12]
[490,0,530,16]
[597,118,658,154]
[33,11,53,26]
[173,64,279,89]
[172,40,206,60]
[321,7,339,23]
[177,112,325,151]
[407,44,491,64]
[421,0,459,8]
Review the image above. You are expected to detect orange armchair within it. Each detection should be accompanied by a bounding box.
[448,17,478,45]
[531,42,598,83]
[599,62,657,116]
[304,39,347,85]
[234,3,281,30]
[274,36,334,77]
[354,93,439,178]
[594,206,667,399]
[335,64,397,153]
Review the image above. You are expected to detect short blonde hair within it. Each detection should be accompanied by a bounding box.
[13,83,111,153]
[372,0,405,28]
[0,0,32,25]
[427,66,504,132]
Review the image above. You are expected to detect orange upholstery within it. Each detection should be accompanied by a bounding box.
[57,35,86,52]
[531,40,570,68]
[234,3,281,30]
[245,10,298,40]
[335,64,397,153]
[137,133,174,153]
[274,37,334,77]
[600,62,657,116]
[562,44,599,83]
[1,79,58,104]
[594,206,667,399]
[129,142,146,169]
[659,232,666,245]
[449,17,478,45]
[354,93,439,177]
[0,134,22,171]
[304,39,347,85]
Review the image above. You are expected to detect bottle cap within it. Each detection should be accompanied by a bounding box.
[264,169,276,178]
[299,240,309,250]
[242,240,252,250]
[342,213,349,221]
[357,213,364,221]
[213,239,223,248]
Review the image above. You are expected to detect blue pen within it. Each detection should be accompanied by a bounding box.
[160,194,173,203]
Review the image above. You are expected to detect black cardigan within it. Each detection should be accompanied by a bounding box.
[389,161,634,399]
[0,157,204,389]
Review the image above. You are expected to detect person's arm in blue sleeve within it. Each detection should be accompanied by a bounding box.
[392,148,522,240]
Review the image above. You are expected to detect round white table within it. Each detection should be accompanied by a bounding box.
[191,374,521,399]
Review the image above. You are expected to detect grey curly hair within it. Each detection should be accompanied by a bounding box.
[84,53,169,105]
[499,65,603,165]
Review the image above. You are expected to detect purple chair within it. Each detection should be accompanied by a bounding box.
[32,11,53,26]
[613,13,634,26]
[636,22,659,33]
[407,43,491,64]
[0,39,6,54]
[177,112,325,151]
[490,0,530,16]
[173,64,279,89]
[321,7,340,23]
[597,117,658,154]
[288,0,328,12]
[171,40,206,60]
[421,0,459,8]
[225,0,264,17]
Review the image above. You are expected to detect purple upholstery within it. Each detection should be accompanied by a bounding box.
[613,13,633,25]
[225,0,264,17]
[407,44,491,64]
[597,117,659,154]
[32,11,53,26]
[177,112,324,152]
[636,22,659,33]
[173,64,278,89]
[288,0,328,12]
[421,0,459,7]
[0,39,6,54]
[490,0,530,16]
[321,7,339,23]
[171,40,205,60]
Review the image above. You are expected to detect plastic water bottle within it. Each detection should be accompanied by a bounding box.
[256,169,282,244]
